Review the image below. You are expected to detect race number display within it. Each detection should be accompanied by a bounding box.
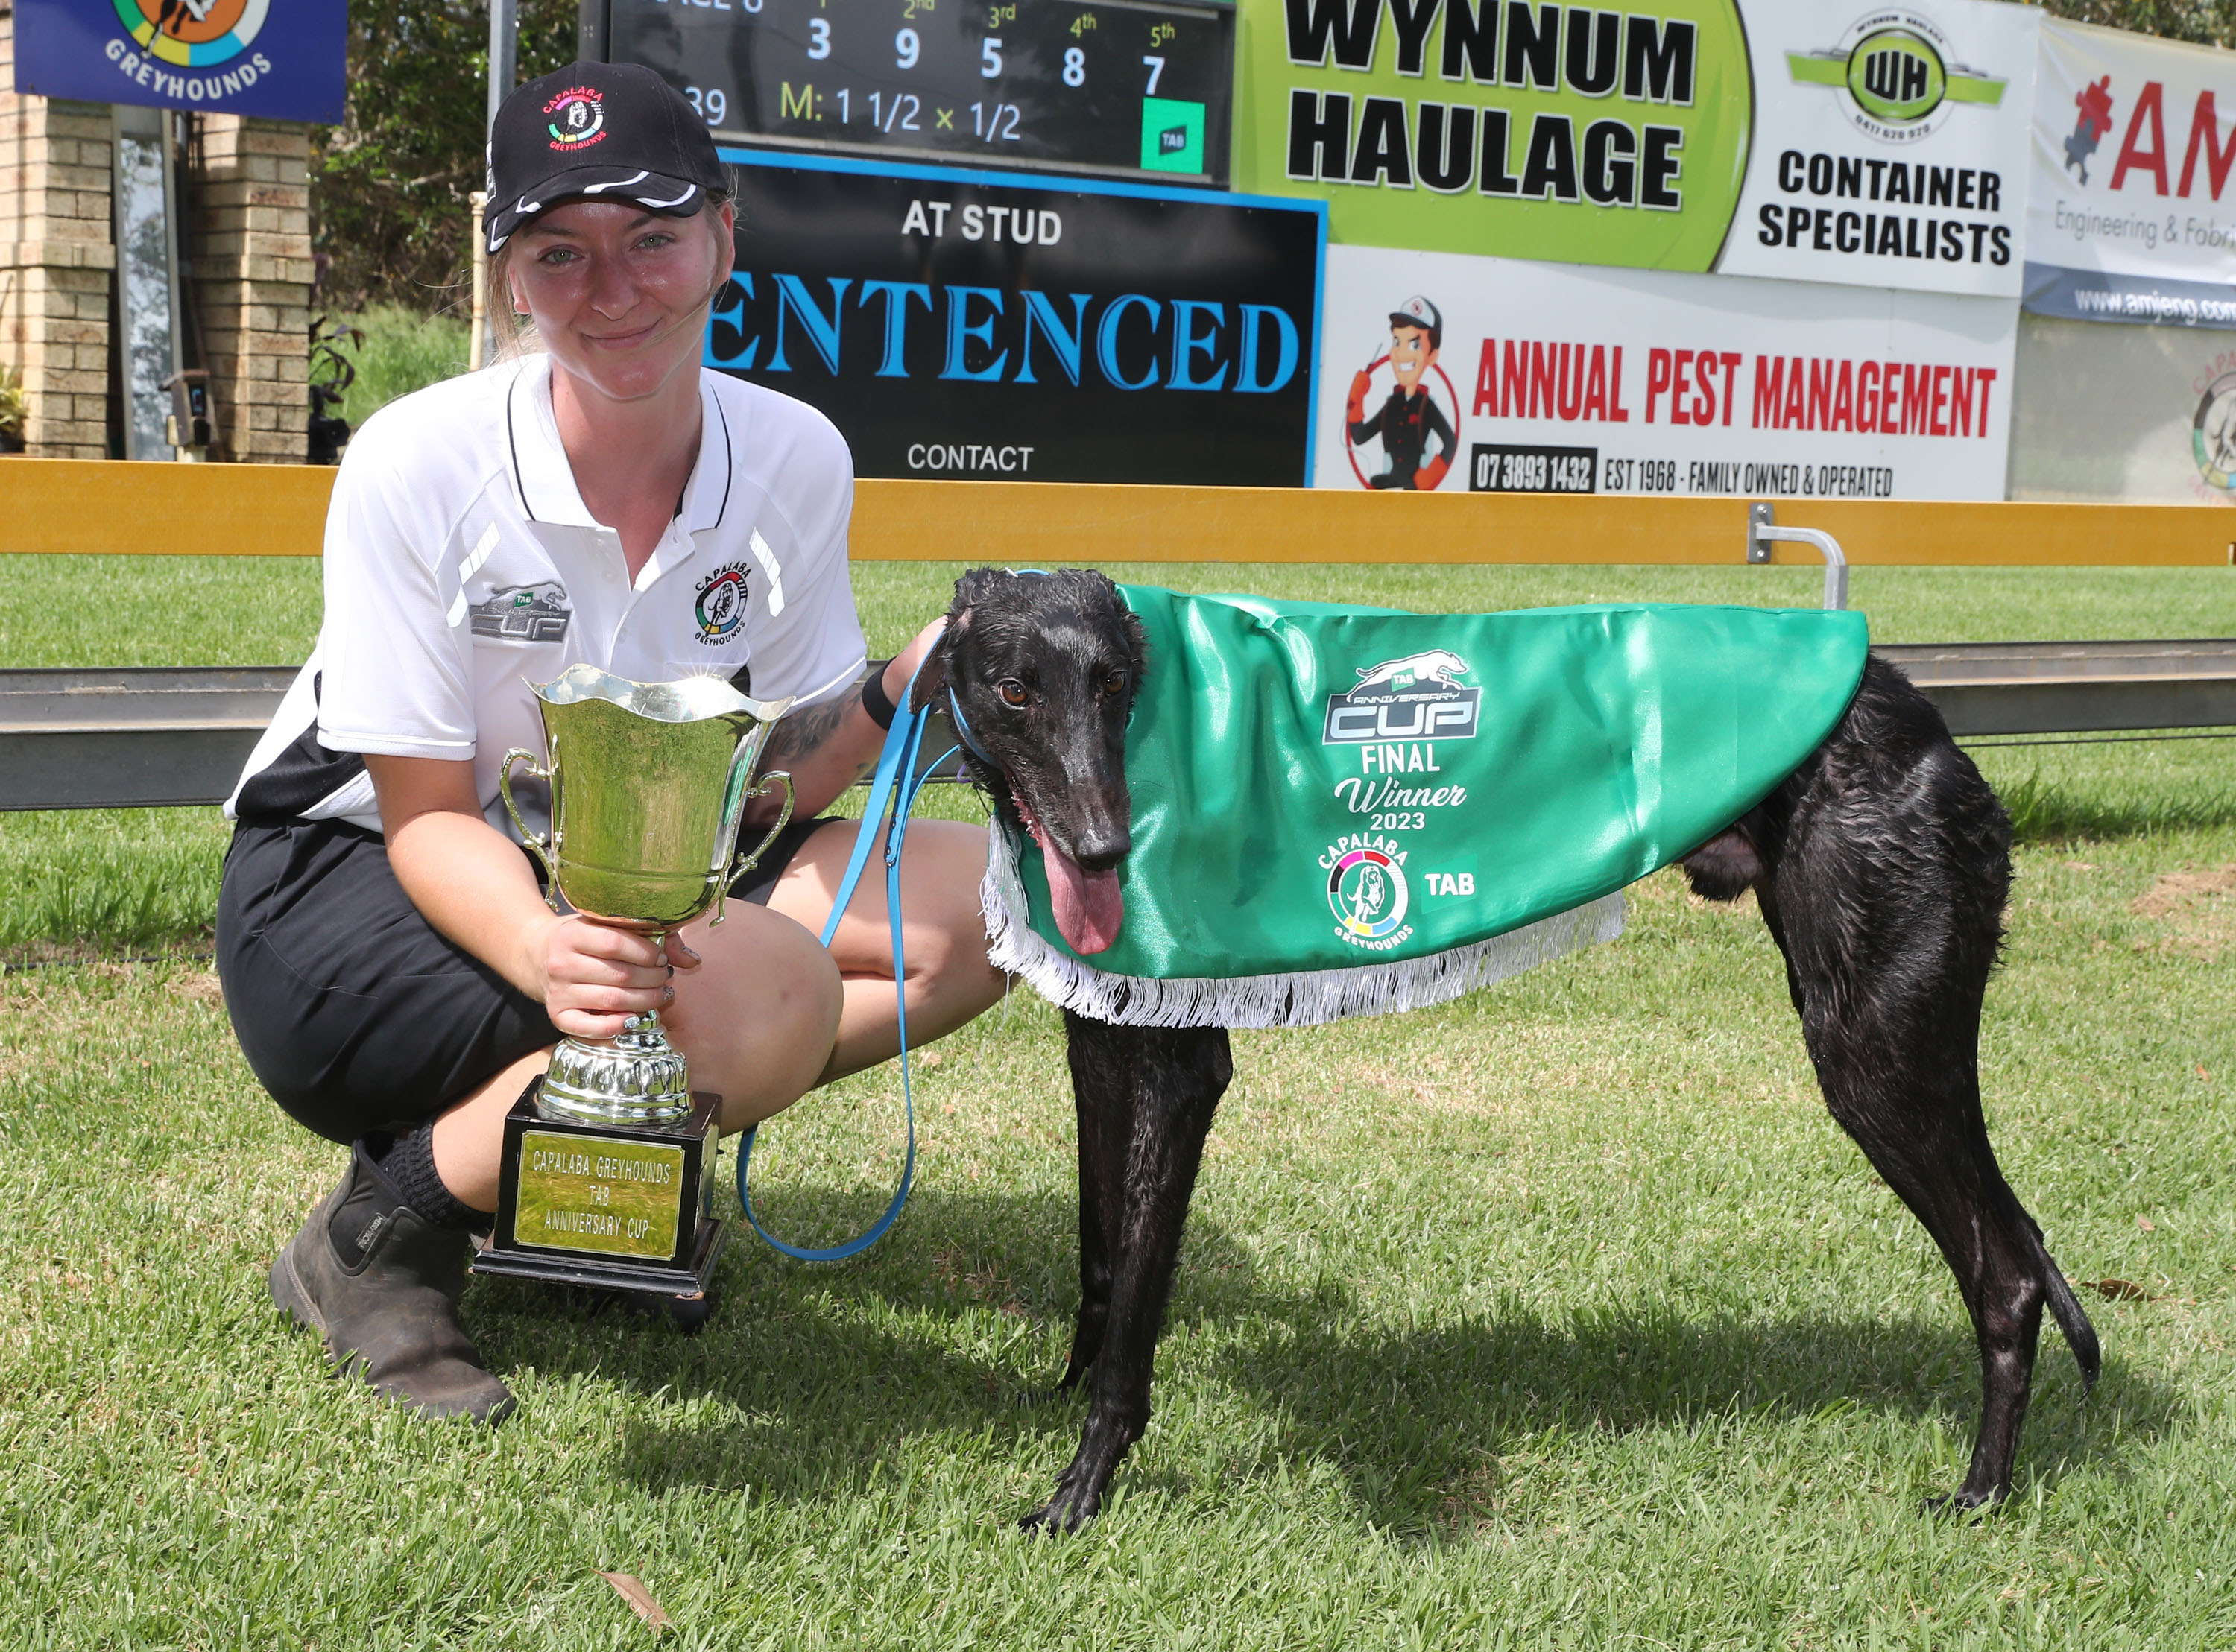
[610,0,1235,183]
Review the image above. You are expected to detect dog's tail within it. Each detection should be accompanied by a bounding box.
[2030,1223,2103,1393]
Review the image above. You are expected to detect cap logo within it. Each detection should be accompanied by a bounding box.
[545,86,607,151]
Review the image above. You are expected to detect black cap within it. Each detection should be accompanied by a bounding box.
[485,62,727,255]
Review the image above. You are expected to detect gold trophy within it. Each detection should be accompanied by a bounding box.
[469,665,793,1320]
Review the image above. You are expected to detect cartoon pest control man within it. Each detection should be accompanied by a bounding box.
[1347,294,1456,491]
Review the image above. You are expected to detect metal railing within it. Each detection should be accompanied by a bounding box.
[6,653,2230,811]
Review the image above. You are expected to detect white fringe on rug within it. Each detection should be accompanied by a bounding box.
[979,820,1626,1031]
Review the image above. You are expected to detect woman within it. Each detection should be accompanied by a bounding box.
[218,62,1005,1423]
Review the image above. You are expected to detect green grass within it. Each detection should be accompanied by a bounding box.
[328,303,474,431]
[1,561,2234,1645]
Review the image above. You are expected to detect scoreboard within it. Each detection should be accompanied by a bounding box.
[604,0,1234,186]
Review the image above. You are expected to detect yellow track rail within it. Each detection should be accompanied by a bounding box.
[4,459,2232,566]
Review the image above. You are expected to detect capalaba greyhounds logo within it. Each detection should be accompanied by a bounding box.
[2192,365,2236,496]
[111,0,269,69]
[1323,835,1412,951]
[693,561,751,645]
[545,86,608,151]
[1345,295,1461,492]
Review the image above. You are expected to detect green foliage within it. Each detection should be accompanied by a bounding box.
[2036,0,2236,48]
[329,303,474,428]
[313,0,580,310]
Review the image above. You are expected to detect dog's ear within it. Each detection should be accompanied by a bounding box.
[917,569,1008,710]
[908,630,949,713]
[1123,610,1149,686]
[951,568,1006,618]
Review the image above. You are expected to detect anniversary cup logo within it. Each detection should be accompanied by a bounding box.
[1786,10,2007,144]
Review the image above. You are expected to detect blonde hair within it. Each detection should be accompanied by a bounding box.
[487,190,734,363]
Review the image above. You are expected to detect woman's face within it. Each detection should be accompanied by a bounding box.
[507,198,736,405]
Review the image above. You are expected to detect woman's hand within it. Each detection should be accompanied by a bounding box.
[884,615,949,706]
[535,918,704,1040]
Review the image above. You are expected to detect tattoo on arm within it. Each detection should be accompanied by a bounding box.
[762,668,874,784]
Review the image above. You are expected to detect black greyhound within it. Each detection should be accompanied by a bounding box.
[912,568,2100,1535]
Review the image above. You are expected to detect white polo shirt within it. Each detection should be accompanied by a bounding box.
[228,356,868,835]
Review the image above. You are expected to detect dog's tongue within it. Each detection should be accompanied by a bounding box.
[1032,827,1124,955]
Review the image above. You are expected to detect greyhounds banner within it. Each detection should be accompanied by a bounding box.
[1233,0,2036,295]
[1316,243,2016,498]
[985,588,1869,1028]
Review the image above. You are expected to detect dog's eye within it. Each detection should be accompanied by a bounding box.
[997,679,1030,708]
[1100,670,1127,696]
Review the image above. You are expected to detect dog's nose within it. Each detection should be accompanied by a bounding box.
[1070,818,1131,873]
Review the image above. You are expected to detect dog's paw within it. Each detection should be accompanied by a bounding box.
[1923,1484,2006,1516]
[1019,1472,1102,1536]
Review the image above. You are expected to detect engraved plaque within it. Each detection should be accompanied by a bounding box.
[511,1130,686,1261]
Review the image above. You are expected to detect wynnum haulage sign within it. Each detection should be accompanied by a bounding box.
[1239,0,1749,272]
[1237,0,2039,297]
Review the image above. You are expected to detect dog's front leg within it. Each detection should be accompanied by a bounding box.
[1055,1010,1132,1393]
[1024,1021,1231,1535]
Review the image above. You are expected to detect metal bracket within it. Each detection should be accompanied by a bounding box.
[1748,501,1850,611]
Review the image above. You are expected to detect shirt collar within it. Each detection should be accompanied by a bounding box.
[505,357,599,528]
[504,357,733,537]
[676,377,733,536]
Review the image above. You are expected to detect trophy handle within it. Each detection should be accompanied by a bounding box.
[710,771,794,929]
[499,747,562,914]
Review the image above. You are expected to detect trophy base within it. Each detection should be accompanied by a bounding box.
[473,1083,726,1319]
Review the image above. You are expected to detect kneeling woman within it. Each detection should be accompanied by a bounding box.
[218,63,1004,1422]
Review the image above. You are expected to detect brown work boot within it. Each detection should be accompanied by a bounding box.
[268,1142,516,1424]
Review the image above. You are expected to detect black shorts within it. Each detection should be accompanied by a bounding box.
[216,812,836,1145]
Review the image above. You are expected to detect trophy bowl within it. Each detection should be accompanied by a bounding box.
[499,664,796,1125]
[473,665,797,1313]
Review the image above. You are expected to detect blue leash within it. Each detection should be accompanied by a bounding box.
[733,660,959,1262]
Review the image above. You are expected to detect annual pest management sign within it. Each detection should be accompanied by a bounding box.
[1317,244,2015,499]
[12,0,346,121]
[707,151,1326,484]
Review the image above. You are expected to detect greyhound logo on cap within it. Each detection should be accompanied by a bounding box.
[544,86,607,151]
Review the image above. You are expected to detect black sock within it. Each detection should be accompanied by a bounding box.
[372,1124,490,1233]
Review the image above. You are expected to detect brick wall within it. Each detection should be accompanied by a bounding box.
[0,2,315,463]
[186,115,311,463]
[0,3,116,459]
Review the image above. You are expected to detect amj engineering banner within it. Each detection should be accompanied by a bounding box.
[1317,245,2015,498]
[708,152,1326,484]
[2024,17,2236,328]
[1235,0,2037,296]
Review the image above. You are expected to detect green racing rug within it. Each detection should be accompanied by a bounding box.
[980,588,1869,1030]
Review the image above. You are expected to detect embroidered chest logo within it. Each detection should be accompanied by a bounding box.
[692,562,751,645]
[469,581,572,643]
[545,86,607,151]
[1323,649,1481,744]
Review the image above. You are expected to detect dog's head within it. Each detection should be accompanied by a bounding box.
[912,569,1145,955]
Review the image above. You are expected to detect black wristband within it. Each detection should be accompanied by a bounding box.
[860,659,897,730]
